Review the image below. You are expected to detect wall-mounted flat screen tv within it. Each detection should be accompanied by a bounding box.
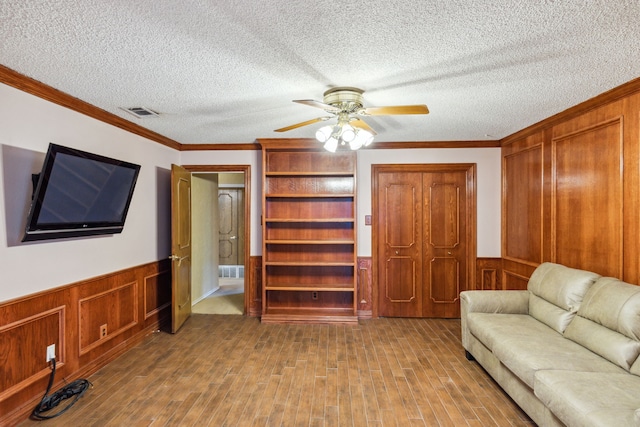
[23,143,141,242]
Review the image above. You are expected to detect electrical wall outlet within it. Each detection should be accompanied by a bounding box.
[46,344,55,362]
[100,324,107,338]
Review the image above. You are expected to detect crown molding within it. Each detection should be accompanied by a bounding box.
[501,76,640,145]
[251,138,499,151]
[0,65,182,150]
[180,143,261,151]
[370,140,500,149]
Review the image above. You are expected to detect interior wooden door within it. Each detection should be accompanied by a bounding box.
[377,171,424,317]
[218,188,244,265]
[171,164,192,333]
[374,164,475,318]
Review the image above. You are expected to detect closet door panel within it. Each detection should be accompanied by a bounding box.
[377,172,423,317]
[423,171,468,318]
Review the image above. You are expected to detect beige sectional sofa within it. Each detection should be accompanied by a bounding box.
[461,262,640,427]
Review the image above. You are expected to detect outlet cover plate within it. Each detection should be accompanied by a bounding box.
[46,344,55,362]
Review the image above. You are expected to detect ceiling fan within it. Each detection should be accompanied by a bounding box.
[274,87,429,151]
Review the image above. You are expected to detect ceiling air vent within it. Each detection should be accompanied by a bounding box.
[121,106,159,118]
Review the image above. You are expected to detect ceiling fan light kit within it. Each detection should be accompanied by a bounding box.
[275,87,429,152]
[315,120,371,152]
[349,128,374,150]
[323,136,339,153]
[317,124,372,152]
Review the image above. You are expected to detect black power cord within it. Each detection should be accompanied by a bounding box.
[32,358,92,420]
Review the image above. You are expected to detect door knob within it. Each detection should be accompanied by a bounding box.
[169,254,188,266]
[395,250,399,255]
[230,236,236,240]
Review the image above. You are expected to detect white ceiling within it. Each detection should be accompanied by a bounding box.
[1,1,640,145]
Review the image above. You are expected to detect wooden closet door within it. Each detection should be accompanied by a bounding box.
[377,171,424,317]
[422,171,468,318]
[374,164,475,318]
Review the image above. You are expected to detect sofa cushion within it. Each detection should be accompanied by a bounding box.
[467,312,550,351]
[529,293,577,334]
[564,316,640,371]
[534,370,640,427]
[564,277,640,370]
[631,354,640,376]
[527,262,600,334]
[467,312,625,388]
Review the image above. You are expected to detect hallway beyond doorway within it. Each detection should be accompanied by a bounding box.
[192,278,244,314]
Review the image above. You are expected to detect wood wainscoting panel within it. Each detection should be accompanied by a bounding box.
[144,265,172,319]
[78,281,138,355]
[501,260,538,290]
[247,255,262,317]
[357,257,373,319]
[0,306,65,403]
[503,270,530,291]
[0,260,170,427]
[475,258,502,290]
[552,117,624,278]
[502,90,640,286]
[503,140,543,265]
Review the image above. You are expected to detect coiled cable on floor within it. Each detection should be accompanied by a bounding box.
[32,358,92,420]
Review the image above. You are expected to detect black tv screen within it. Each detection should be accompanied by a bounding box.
[23,143,141,242]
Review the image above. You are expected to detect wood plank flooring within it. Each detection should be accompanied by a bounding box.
[18,315,534,426]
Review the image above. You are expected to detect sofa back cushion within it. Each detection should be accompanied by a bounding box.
[564,277,640,371]
[527,262,600,333]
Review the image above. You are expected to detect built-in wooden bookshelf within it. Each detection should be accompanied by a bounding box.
[260,140,357,324]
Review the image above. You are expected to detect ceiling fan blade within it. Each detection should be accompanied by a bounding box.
[274,116,331,132]
[362,104,429,115]
[293,99,341,112]
[350,118,377,135]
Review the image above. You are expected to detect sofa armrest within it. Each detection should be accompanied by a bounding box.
[460,290,530,351]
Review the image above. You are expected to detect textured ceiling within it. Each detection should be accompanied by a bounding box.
[1,1,640,145]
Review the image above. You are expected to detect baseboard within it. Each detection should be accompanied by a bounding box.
[358,310,373,320]
[191,286,220,306]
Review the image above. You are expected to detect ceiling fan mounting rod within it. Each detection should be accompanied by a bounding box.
[336,112,352,126]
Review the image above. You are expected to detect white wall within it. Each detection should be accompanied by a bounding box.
[0,82,179,302]
[191,174,219,303]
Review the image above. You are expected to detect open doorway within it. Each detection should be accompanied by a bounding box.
[183,165,250,315]
[209,175,245,313]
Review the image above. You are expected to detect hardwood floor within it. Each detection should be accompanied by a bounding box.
[19,315,533,426]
